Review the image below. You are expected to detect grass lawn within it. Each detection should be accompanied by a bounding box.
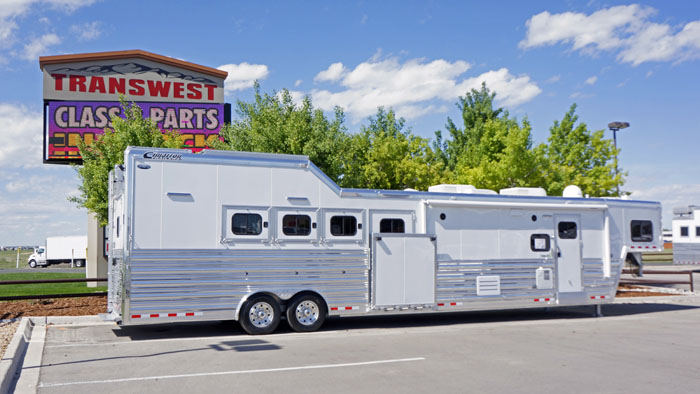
[0,272,107,297]
[0,249,34,270]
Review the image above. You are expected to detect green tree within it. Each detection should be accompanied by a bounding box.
[439,82,504,170]
[453,117,546,191]
[210,84,349,183]
[343,108,445,190]
[72,98,182,225]
[543,104,622,196]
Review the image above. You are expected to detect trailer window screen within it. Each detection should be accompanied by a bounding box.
[232,213,263,235]
[558,222,577,239]
[380,218,405,233]
[630,220,653,242]
[282,215,311,236]
[680,226,689,237]
[530,234,551,251]
[330,216,357,236]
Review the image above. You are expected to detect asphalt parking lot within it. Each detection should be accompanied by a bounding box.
[9,296,700,394]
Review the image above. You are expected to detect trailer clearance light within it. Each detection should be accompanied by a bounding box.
[131,312,203,319]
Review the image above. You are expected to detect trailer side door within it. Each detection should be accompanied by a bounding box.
[554,214,583,293]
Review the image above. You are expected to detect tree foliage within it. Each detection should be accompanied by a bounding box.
[453,117,546,191]
[543,104,621,196]
[72,98,182,225]
[211,84,349,183]
[342,108,445,190]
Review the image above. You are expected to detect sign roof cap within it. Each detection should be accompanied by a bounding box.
[39,49,228,79]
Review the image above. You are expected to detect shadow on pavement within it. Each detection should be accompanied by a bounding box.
[111,301,699,341]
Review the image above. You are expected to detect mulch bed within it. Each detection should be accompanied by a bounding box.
[1,296,107,320]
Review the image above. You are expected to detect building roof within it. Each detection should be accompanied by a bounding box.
[39,50,228,79]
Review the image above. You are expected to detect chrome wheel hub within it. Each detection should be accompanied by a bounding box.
[295,300,319,326]
[249,302,274,328]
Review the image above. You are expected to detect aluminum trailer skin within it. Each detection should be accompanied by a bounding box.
[106,147,662,334]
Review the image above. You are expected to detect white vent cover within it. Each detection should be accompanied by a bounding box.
[499,187,547,197]
[428,184,497,195]
[562,185,583,198]
[476,275,501,296]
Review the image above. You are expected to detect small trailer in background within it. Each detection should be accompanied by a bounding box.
[671,205,700,264]
[105,147,662,334]
[28,235,87,268]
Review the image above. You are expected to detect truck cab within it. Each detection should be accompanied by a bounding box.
[28,247,47,268]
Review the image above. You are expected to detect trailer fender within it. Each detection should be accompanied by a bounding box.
[234,292,284,321]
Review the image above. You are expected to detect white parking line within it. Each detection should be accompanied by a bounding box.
[39,357,426,388]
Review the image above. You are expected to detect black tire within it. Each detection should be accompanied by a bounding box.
[28,260,37,268]
[286,293,326,333]
[239,294,281,335]
[75,260,85,268]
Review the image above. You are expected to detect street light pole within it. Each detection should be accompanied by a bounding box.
[608,121,630,196]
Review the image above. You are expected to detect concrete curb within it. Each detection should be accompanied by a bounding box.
[0,318,34,394]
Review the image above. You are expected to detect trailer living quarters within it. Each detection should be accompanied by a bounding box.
[106,147,662,334]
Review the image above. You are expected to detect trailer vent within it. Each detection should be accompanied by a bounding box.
[428,184,497,195]
[476,275,501,296]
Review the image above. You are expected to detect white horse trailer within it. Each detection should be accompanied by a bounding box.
[671,205,700,264]
[105,147,662,334]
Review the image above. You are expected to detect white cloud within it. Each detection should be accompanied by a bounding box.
[310,56,541,121]
[294,79,302,87]
[545,74,561,83]
[585,76,597,85]
[0,103,44,168]
[0,0,95,49]
[520,5,700,66]
[361,14,368,24]
[21,33,60,60]
[314,62,347,82]
[70,21,101,41]
[217,62,270,93]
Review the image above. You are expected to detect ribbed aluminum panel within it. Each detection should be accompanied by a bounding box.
[436,259,556,304]
[124,249,369,322]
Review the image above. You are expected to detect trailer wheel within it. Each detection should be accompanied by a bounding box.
[239,295,280,335]
[28,260,37,268]
[286,294,326,333]
[75,260,85,268]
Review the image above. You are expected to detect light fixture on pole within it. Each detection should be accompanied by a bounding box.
[608,121,630,196]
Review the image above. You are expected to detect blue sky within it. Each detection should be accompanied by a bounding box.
[1,0,699,245]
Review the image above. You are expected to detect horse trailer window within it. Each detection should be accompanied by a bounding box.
[558,222,577,239]
[697,227,700,237]
[380,218,405,233]
[530,234,551,252]
[330,216,357,236]
[630,220,653,242]
[680,226,689,237]
[116,217,120,238]
[232,213,263,235]
[282,214,311,236]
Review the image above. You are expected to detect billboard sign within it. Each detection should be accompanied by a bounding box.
[40,50,229,164]
[47,101,224,160]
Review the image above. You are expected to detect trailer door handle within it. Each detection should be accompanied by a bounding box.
[166,192,192,197]
[556,246,561,258]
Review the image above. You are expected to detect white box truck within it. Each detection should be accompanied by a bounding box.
[28,235,87,268]
[105,147,662,334]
